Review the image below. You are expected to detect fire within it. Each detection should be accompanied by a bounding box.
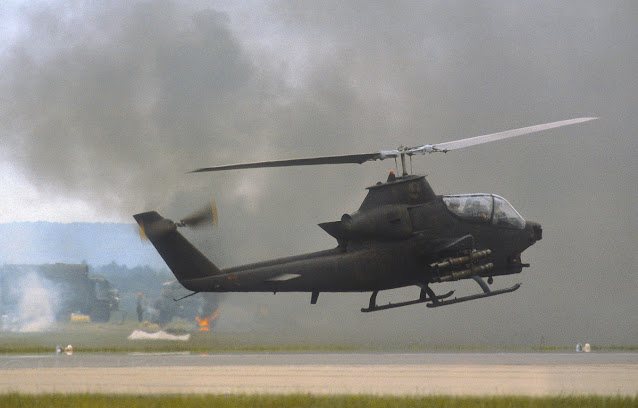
[196,310,219,332]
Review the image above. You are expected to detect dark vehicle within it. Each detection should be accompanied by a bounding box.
[0,263,119,322]
[151,280,200,325]
[148,280,220,326]
[135,117,595,312]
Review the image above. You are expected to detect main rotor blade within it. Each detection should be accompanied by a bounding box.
[416,117,597,153]
[190,117,597,173]
[190,152,387,173]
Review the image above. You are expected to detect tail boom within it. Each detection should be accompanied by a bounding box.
[133,211,222,291]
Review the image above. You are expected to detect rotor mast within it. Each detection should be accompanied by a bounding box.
[399,149,408,176]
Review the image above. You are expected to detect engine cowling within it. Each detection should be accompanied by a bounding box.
[341,205,413,240]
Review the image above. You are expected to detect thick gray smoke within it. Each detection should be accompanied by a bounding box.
[1,1,636,345]
[1,271,60,332]
[1,2,268,219]
[200,293,221,319]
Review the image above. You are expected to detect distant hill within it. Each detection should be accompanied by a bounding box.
[0,222,164,267]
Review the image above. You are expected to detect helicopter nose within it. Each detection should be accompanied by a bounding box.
[525,221,542,241]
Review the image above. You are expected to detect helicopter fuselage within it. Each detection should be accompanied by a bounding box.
[179,196,539,293]
[134,174,541,310]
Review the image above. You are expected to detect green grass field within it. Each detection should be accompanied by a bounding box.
[1,319,637,354]
[0,320,368,354]
[0,394,636,408]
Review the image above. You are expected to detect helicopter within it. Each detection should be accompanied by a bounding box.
[134,117,596,312]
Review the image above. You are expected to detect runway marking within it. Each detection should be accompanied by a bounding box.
[2,364,637,395]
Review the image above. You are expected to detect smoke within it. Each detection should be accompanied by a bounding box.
[2,271,60,332]
[1,1,636,345]
[1,1,274,220]
[200,293,222,318]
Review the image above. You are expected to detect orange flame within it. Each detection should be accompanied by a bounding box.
[196,310,219,332]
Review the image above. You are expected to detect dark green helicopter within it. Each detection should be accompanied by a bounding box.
[135,117,596,312]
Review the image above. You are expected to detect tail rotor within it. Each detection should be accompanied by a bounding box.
[176,200,218,228]
[138,200,218,241]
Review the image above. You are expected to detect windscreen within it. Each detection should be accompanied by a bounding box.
[442,194,493,223]
[492,195,525,229]
[442,194,525,229]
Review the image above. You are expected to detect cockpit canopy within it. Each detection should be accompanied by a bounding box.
[442,194,525,229]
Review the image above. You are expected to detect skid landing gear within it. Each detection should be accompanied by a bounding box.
[427,276,520,308]
[360,277,521,312]
[361,285,454,312]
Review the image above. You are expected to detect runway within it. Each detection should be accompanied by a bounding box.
[1,352,637,395]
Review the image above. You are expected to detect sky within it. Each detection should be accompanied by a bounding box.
[0,0,636,346]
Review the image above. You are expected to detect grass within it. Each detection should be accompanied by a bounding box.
[0,394,636,408]
[0,394,635,408]
[0,321,364,354]
[2,341,636,355]
[1,320,637,354]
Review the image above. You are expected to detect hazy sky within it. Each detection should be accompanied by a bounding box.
[1,0,636,345]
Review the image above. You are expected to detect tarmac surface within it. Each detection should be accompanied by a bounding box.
[1,352,637,395]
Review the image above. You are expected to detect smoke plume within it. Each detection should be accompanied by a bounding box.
[2,271,60,332]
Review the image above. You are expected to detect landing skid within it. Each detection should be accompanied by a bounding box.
[360,276,521,312]
[361,287,454,313]
[427,282,521,308]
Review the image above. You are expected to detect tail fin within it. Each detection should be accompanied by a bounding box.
[133,211,223,290]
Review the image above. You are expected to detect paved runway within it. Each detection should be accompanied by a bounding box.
[1,352,636,395]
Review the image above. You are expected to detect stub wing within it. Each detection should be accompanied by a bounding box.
[318,220,347,246]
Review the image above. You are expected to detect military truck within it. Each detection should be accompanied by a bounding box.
[0,263,119,323]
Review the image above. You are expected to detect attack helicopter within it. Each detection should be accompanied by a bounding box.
[135,117,596,312]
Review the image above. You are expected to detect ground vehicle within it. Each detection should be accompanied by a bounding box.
[0,263,119,323]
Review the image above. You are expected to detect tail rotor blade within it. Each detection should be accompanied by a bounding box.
[178,200,218,228]
[138,222,148,241]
